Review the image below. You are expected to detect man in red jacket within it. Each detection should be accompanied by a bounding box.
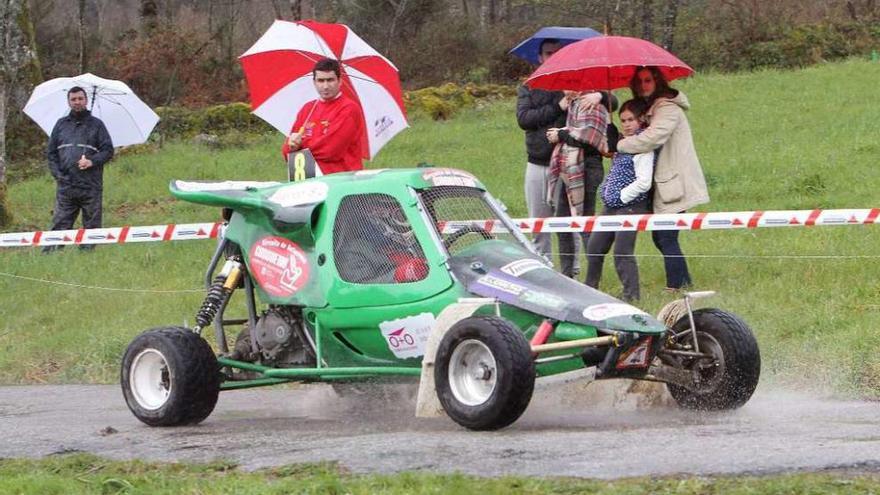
[282,58,364,174]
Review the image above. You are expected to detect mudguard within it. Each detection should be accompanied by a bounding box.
[415,298,498,418]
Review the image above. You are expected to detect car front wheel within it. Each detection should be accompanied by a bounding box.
[121,327,220,426]
[434,316,535,430]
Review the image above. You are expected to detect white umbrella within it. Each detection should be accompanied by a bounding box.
[23,73,160,147]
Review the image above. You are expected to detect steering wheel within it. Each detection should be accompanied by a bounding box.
[443,224,495,249]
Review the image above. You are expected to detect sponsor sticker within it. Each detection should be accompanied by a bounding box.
[268,181,328,208]
[616,337,653,369]
[373,116,394,137]
[521,290,567,310]
[500,258,549,277]
[474,273,527,296]
[249,236,310,297]
[582,303,648,321]
[379,312,436,359]
[353,169,388,176]
[422,168,478,187]
[174,180,280,192]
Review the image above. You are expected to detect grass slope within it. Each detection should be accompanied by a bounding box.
[1,59,879,392]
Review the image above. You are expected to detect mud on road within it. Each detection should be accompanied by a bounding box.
[1,382,878,478]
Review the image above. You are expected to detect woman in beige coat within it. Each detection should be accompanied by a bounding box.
[616,66,709,290]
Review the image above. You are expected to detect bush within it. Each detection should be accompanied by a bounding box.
[154,104,273,140]
[405,82,516,120]
[678,20,880,72]
[202,103,270,134]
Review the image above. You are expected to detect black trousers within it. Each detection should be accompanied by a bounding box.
[585,199,650,301]
[44,187,103,251]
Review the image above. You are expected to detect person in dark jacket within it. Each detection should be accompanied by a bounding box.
[43,86,114,252]
[516,39,571,260]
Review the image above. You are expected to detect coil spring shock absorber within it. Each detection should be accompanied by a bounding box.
[194,258,243,331]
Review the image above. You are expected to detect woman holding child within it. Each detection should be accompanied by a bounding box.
[616,66,709,292]
[585,99,652,302]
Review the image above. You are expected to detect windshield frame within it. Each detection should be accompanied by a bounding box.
[415,185,543,264]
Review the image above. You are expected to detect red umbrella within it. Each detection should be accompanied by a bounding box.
[240,20,408,160]
[525,35,693,91]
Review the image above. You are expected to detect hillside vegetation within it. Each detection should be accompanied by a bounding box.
[1,59,879,394]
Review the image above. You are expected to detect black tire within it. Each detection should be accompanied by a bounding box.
[666,309,761,411]
[434,316,535,430]
[121,327,221,426]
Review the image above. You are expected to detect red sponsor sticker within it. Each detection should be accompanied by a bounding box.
[248,236,310,297]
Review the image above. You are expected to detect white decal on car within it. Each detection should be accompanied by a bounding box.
[174,180,281,192]
[521,290,567,310]
[582,303,648,321]
[422,168,478,187]
[476,274,527,296]
[500,258,549,277]
[378,312,436,359]
[268,181,329,207]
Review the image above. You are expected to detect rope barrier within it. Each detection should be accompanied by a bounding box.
[1,208,876,248]
[0,270,203,294]
[2,252,876,293]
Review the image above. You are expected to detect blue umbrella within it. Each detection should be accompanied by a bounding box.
[509,26,602,65]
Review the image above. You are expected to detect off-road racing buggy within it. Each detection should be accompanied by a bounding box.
[121,168,760,430]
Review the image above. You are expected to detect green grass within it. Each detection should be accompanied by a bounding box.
[1,454,879,494]
[1,59,879,393]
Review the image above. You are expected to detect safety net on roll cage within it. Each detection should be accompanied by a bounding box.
[333,193,428,284]
[418,186,522,255]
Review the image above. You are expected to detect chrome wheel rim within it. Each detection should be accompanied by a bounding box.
[129,349,171,410]
[448,339,497,406]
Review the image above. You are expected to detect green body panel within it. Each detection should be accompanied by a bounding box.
[554,321,599,341]
[171,168,668,384]
[310,285,467,367]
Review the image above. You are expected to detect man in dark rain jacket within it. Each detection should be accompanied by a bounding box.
[43,86,113,252]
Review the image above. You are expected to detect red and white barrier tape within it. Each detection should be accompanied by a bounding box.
[1,208,878,248]
[0,222,222,248]
[443,208,880,234]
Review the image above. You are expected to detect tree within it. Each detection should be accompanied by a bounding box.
[386,0,411,52]
[642,0,654,40]
[0,0,38,227]
[662,0,679,50]
[140,0,158,34]
[78,0,86,72]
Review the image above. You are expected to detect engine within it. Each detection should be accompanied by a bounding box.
[231,307,315,368]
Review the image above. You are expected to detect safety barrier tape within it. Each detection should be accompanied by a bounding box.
[440,208,880,234]
[1,208,878,248]
[0,222,222,247]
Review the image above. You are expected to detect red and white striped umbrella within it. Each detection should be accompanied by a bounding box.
[240,20,408,160]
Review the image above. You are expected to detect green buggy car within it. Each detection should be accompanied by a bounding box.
[121,168,760,430]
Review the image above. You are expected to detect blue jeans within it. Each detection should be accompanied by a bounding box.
[652,228,692,289]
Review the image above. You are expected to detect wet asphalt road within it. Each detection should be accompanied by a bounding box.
[0,382,878,478]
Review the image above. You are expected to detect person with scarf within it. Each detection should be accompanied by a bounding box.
[546,91,612,278]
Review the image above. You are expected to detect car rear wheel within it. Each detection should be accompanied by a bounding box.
[434,316,535,430]
[666,309,760,410]
[121,327,221,426]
